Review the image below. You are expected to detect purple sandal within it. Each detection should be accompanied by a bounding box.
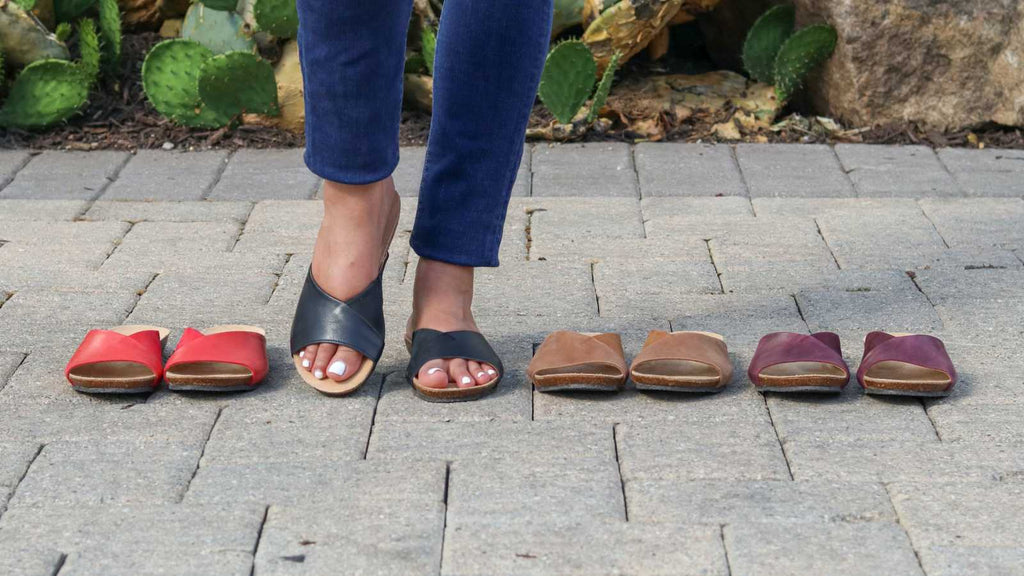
[748,332,850,393]
[857,332,957,397]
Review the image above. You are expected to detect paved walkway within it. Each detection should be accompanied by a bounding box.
[0,143,1023,575]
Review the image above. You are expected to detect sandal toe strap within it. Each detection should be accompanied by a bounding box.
[290,268,386,362]
[406,329,503,381]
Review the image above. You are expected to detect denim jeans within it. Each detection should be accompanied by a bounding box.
[296,0,554,267]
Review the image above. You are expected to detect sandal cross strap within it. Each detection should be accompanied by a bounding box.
[290,265,387,395]
[165,326,268,392]
[406,329,504,402]
[748,332,850,393]
[857,332,957,397]
[527,331,627,392]
[630,331,733,392]
[65,325,169,394]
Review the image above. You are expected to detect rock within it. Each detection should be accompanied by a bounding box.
[274,39,304,133]
[0,0,69,67]
[800,0,1024,129]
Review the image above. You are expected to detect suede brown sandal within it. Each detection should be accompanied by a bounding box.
[630,330,733,392]
[857,332,957,397]
[527,331,628,392]
[748,332,850,393]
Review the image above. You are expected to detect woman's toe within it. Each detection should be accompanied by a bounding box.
[300,345,318,371]
[326,347,363,382]
[312,343,338,380]
[449,358,476,389]
[418,359,449,389]
[467,360,491,385]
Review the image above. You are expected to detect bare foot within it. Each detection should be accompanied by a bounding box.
[299,177,400,382]
[406,258,498,389]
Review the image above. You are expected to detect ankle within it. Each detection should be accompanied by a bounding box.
[322,178,395,212]
[409,258,477,331]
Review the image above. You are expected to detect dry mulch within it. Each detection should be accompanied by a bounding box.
[1,33,1022,151]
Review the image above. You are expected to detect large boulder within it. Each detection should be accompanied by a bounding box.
[701,0,1024,130]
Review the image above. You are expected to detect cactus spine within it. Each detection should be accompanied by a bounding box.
[742,4,795,84]
[538,40,597,124]
[197,51,278,116]
[773,24,837,102]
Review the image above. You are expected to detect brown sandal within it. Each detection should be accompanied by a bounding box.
[527,331,628,392]
[630,330,733,392]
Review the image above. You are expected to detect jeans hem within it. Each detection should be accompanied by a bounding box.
[303,149,401,187]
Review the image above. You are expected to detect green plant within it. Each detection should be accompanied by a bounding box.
[0,60,90,128]
[181,1,254,54]
[773,25,837,102]
[742,4,837,102]
[142,38,230,127]
[197,51,278,116]
[77,17,100,83]
[742,4,794,84]
[538,40,597,124]
[12,0,36,10]
[54,21,73,42]
[421,26,436,76]
[97,0,121,74]
[253,0,298,38]
[586,51,619,123]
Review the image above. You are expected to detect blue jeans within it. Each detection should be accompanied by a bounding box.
[296,0,554,267]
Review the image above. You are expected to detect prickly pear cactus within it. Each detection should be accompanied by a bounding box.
[253,0,297,38]
[202,0,240,11]
[742,4,795,84]
[97,0,121,73]
[0,59,90,129]
[182,2,255,54]
[54,20,72,42]
[421,26,436,75]
[77,17,100,83]
[54,0,95,22]
[197,51,278,116]
[586,51,619,123]
[142,39,230,127]
[773,24,837,103]
[538,40,597,124]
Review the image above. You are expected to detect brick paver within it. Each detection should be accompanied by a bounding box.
[0,143,1021,574]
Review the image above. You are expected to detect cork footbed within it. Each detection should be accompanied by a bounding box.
[404,335,500,403]
[631,331,727,391]
[861,332,953,396]
[68,325,169,393]
[293,353,376,397]
[165,325,265,392]
[756,361,849,392]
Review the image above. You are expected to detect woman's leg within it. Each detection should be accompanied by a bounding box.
[295,0,411,382]
[409,0,554,388]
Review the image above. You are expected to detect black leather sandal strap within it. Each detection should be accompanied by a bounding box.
[406,329,504,381]
[289,268,386,362]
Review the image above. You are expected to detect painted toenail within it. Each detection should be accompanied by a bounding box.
[299,351,305,358]
[314,369,324,379]
[428,367,443,375]
[461,376,472,385]
[477,372,486,378]
[302,359,311,368]
[487,369,496,375]
[328,361,347,377]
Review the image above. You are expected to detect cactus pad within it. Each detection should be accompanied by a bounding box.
[742,4,795,84]
[142,39,230,128]
[203,0,241,11]
[197,51,278,117]
[421,26,436,75]
[586,51,619,123]
[253,0,298,38]
[77,18,100,84]
[0,59,90,129]
[182,2,255,54]
[97,0,121,73]
[773,24,837,103]
[538,40,597,124]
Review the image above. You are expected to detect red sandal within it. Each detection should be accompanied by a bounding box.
[65,325,170,394]
[164,325,268,392]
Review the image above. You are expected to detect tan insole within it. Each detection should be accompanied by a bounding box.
[631,331,726,385]
[862,332,951,391]
[68,325,170,389]
[165,325,265,387]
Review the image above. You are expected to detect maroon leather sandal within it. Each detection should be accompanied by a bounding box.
[857,332,957,397]
[748,332,850,393]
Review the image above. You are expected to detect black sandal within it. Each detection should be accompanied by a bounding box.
[405,329,504,402]
[290,206,399,396]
